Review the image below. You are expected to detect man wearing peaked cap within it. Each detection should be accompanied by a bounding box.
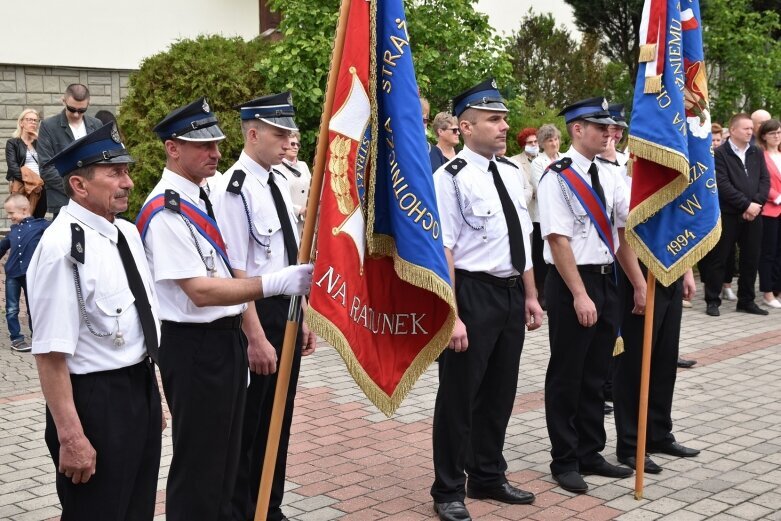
[138,97,313,521]
[537,98,638,493]
[430,79,543,521]
[210,92,316,521]
[28,121,165,519]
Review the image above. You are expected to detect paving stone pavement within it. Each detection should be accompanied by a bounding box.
[1,284,781,520]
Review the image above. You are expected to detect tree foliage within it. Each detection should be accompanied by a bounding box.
[118,36,269,216]
[562,0,645,84]
[702,0,781,122]
[506,11,609,109]
[259,0,513,161]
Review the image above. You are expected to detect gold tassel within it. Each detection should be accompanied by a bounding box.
[639,44,657,62]
[644,75,662,94]
[613,336,625,356]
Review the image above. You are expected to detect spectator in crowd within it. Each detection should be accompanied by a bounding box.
[751,109,771,144]
[429,112,460,172]
[0,194,49,352]
[5,109,46,217]
[703,113,770,316]
[757,119,781,308]
[712,122,723,149]
[280,130,312,236]
[510,128,538,212]
[37,84,102,217]
[530,123,563,307]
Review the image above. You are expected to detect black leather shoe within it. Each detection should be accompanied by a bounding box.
[604,403,614,414]
[466,482,535,505]
[736,302,769,315]
[553,471,588,493]
[580,460,634,478]
[677,357,697,368]
[617,455,662,474]
[706,304,720,316]
[433,501,471,521]
[648,441,700,457]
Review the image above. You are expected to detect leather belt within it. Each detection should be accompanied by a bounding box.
[578,264,614,275]
[162,314,243,330]
[455,269,520,288]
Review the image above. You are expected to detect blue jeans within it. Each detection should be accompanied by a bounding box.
[6,275,29,342]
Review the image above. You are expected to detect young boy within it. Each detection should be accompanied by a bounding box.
[0,194,49,352]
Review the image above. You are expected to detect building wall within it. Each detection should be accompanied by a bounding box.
[0,0,260,70]
[0,64,132,229]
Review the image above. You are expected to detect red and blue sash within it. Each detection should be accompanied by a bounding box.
[556,165,616,258]
[136,193,232,269]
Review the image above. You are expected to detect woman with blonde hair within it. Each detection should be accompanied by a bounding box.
[5,109,46,217]
[429,112,460,172]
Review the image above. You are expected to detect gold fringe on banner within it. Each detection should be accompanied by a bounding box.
[626,218,722,287]
[638,44,657,62]
[613,336,625,356]
[644,75,662,94]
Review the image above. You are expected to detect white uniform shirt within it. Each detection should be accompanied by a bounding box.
[280,158,312,220]
[597,150,632,191]
[28,200,160,374]
[434,145,533,278]
[211,151,300,278]
[538,146,629,265]
[142,169,245,322]
[530,151,563,224]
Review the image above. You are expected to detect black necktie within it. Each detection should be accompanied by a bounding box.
[199,187,215,220]
[489,161,526,274]
[268,170,299,266]
[588,163,607,209]
[116,228,159,363]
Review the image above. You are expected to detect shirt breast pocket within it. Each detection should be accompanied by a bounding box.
[254,214,282,240]
[472,201,504,237]
[94,288,136,332]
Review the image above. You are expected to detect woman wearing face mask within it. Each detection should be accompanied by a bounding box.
[509,127,539,210]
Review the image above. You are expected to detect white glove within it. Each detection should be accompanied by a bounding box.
[261,264,314,297]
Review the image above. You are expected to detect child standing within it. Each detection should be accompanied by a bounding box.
[1,194,49,352]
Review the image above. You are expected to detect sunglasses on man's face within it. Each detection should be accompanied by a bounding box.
[65,104,88,114]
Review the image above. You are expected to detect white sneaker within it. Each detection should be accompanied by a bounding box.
[721,287,737,301]
[761,298,781,309]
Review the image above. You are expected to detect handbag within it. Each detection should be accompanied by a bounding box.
[9,165,44,210]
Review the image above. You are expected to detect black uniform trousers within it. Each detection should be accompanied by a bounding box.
[45,360,162,521]
[159,317,248,521]
[232,297,302,521]
[703,212,762,306]
[614,271,681,459]
[431,271,526,503]
[544,267,620,475]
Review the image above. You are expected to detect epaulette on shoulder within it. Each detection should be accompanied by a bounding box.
[496,156,519,169]
[444,157,467,176]
[226,169,246,195]
[596,156,619,167]
[544,157,573,174]
[70,223,85,264]
[164,189,181,213]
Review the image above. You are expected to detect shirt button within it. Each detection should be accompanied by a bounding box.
[116,308,122,313]
[268,229,273,233]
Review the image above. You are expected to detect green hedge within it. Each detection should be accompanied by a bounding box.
[119,35,270,217]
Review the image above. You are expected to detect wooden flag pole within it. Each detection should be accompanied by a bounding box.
[634,270,656,500]
[254,0,352,519]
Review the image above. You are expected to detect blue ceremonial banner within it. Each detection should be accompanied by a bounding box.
[627,0,720,286]
[307,0,455,416]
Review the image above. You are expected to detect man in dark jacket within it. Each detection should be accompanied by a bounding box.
[703,112,770,316]
[36,83,102,216]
